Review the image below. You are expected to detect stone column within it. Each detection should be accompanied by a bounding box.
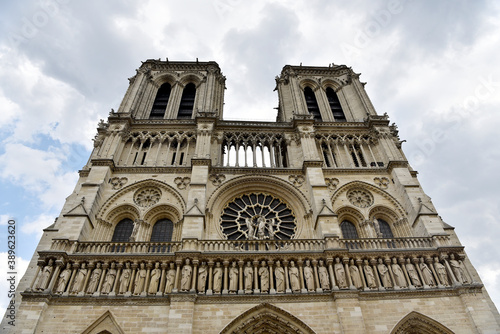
[111,263,122,296]
[127,262,138,296]
[414,258,428,289]
[371,259,383,291]
[222,260,229,294]
[96,263,107,296]
[253,260,260,294]
[80,262,93,296]
[190,260,199,293]
[268,260,276,294]
[46,261,63,293]
[327,258,338,290]
[342,258,353,290]
[385,258,396,290]
[173,259,182,293]
[144,262,152,296]
[207,261,214,295]
[238,260,244,294]
[356,259,367,289]
[298,260,307,293]
[312,259,321,293]
[158,263,167,296]
[283,260,291,293]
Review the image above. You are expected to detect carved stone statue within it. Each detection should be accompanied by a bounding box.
[35,259,54,291]
[434,257,449,286]
[289,261,300,292]
[55,263,72,294]
[275,261,285,292]
[373,218,382,238]
[449,254,468,284]
[165,263,176,293]
[364,260,376,289]
[267,218,276,239]
[349,259,362,289]
[71,262,88,293]
[244,262,253,291]
[134,263,147,295]
[257,216,267,239]
[119,262,132,294]
[86,262,102,294]
[213,262,223,293]
[391,258,407,288]
[101,262,117,294]
[334,258,347,289]
[405,258,421,287]
[130,220,140,242]
[148,262,161,294]
[419,258,435,287]
[259,261,269,293]
[377,258,392,288]
[180,259,193,291]
[303,260,314,291]
[198,262,208,293]
[245,218,255,240]
[229,262,238,293]
[318,260,330,290]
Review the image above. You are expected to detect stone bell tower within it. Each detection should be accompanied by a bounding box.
[4,60,499,334]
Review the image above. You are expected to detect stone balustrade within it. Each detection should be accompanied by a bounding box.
[50,235,452,255]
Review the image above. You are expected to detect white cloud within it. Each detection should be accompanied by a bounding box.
[20,214,55,239]
[0,143,77,209]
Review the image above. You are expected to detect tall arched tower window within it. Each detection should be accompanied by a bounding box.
[178,83,196,119]
[378,219,394,238]
[150,83,171,119]
[340,220,359,239]
[326,87,346,122]
[303,87,322,121]
[111,218,134,242]
[150,219,174,242]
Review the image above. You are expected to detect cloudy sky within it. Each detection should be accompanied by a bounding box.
[1,0,500,312]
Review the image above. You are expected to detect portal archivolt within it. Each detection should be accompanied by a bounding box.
[220,303,316,334]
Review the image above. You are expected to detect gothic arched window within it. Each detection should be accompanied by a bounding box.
[303,86,322,121]
[378,219,394,238]
[150,83,171,119]
[177,83,196,119]
[326,87,346,122]
[111,218,134,242]
[340,220,359,239]
[150,219,174,242]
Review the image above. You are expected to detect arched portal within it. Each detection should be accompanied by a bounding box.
[220,303,316,334]
[391,311,455,334]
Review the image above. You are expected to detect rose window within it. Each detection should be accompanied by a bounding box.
[220,193,297,240]
[347,189,373,208]
[134,187,162,207]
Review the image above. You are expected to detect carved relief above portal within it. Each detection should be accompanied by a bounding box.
[133,187,162,207]
[347,189,373,208]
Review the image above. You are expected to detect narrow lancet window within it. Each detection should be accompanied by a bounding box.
[178,83,196,119]
[150,83,171,119]
[304,86,322,121]
[326,87,346,121]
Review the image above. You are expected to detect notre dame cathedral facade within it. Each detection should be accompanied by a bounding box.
[3,60,500,333]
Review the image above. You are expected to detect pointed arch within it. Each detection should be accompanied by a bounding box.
[391,311,455,334]
[98,179,186,223]
[220,303,316,334]
[331,181,406,217]
[81,310,125,334]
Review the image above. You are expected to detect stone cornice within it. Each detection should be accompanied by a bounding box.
[91,159,116,169]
